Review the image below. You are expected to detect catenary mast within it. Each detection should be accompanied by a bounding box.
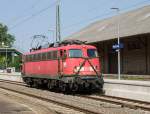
[56,0,61,42]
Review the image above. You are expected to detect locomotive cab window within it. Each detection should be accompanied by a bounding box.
[87,49,98,58]
[69,49,82,58]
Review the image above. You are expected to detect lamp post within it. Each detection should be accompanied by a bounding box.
[6,46,7,70]
[111,7,121,80]
[2,42,9,71]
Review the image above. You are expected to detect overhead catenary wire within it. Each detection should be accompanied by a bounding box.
[62,0,150,31]
[9,1,57,30]
[8,0,42,24]
[9,0,150,31]
[31,0,43,8]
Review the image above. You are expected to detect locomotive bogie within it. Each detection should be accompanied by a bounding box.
[23,75,104,92]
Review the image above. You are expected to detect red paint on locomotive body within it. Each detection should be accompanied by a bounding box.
[22,44,101,77]
[22,43,104,92]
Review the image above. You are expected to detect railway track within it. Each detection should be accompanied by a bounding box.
[80,95,150,111]
[0,79,25,86]
[0,79,150,113]
[0,79,102,114]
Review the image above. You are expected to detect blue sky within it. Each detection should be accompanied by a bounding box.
[0,0,150,52]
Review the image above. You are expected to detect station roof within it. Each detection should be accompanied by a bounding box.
[0,48,22,55]
[66,5,150,43]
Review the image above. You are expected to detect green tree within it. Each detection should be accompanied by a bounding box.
[0,23,15,47]
[0,55,6,69]
[0,23,16,70]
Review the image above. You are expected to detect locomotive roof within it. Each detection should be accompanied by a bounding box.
[24,44,96,55]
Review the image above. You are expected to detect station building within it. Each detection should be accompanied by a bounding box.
[67,5,150,75]
[0,48,22,71]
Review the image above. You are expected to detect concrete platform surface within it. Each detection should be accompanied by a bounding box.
[0,73,22,82]
[0,96,35,114]
[105,79,150,86]
[0,72,21,76]
[104,79,150,102]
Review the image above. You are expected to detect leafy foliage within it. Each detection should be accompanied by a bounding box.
[0,55,6,69]
[0,23,15,47]
[0,23,19,71]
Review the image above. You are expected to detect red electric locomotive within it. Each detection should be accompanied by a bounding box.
[22,40,104,92]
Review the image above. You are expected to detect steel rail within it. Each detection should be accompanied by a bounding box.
[80,95,150,111]
[102,95,150,105]
[0,79,25,86]
[2,79,150,112]
[0,83,103,114]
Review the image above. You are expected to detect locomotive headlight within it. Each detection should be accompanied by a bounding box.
[63,62,67,68]
[89,67,93,71]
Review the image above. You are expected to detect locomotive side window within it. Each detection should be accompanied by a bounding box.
[35,54,39,61]
[29,55,33,61]
[33,54,36,61]
[27,55,30,62]
[87,49,98,58]
[37,53,41,61]
[47,51,58,60]
[47,52,52,60]
[53,51,58,59]
[42,53,47,60]
[25,51,58,62]
[69,49,82,58]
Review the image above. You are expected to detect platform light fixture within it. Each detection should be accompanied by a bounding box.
[111,7,121,80]
[2,42,9,71]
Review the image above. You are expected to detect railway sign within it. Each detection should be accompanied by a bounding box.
[112,43,124,50]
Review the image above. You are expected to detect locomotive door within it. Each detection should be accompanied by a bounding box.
[59,49,67,76]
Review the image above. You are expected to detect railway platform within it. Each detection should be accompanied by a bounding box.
[0,72,22,82]
[104,79,150,102]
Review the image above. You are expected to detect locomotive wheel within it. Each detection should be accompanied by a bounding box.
[24,78,33,87]
[58,81,66,92]
[60,84,67,92]
[32,81,39,88]
[28,82,34,87]
[47,80,53,90]
[84,82,89,88]
[70,83,78,92]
